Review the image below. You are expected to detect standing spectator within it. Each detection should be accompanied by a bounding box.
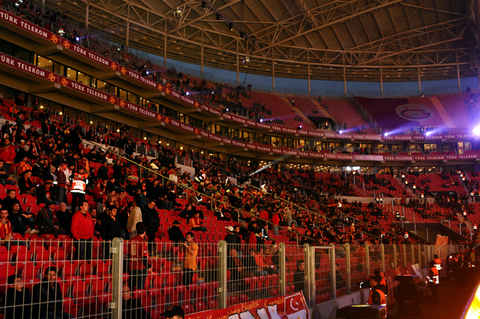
[1,274,31,319]
[293,260,305,292]
[224,226,240,251]
[56,163,68,203]
[32,267,74,319]
[161,305,184,319]
[183,232,198,286]
[142,199,160,255]
[37,201,65,236]
[128,222,151,291]
[71,168,88,209]
[71,200,94,260]
[0,137,16,173]
[101,205,122,258]
[127,200,142,239]
[227,248,245,292]
[168,220,186,243]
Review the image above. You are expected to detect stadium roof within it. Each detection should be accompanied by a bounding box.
[42,0,479,82]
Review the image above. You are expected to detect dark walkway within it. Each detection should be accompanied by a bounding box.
[389,277,478,319]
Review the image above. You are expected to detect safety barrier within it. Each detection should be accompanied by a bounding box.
[0,238,461,318]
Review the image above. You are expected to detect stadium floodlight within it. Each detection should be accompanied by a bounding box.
[474,125,480,136]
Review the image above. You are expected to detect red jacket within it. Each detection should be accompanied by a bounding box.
[71,211,94,240]
[0,145,16,164]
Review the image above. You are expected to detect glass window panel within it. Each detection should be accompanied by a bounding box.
[66,67,77,80]
[37,56,53,72]
[77,72,91,85]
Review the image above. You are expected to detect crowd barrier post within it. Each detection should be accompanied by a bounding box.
[418,244,423,268]
[392,244,397,270]
[380,244,385,272]
[308,245,317,307]
[365,242,370,275]
[279,242,286,296]
[329,243,337,303]
[218,240,228,309]
[112,237,124,319]
[303,243,313,307]
[345,243,351,295]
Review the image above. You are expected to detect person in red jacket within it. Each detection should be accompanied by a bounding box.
[71,200,94,260]
[0,137,16,174]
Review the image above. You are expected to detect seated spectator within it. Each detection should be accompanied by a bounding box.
[18,170,36,195]
[2,274,31,319]
[56,202,72,235]
[9,202,37,235]
[188,212,207,232]
[121,284,151,319]
[168,220,186,243]
[32,267,74,319]
[36,180,58,205]
[178,203,196,220]
[0,208,12,245]
[37,201,65,236]
[2,189,20,212]
[0,160,9,185]
[214,203,231,221]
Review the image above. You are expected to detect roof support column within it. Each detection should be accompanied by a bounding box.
[272,59,276,92]
[456,51,461,91]
[126,3,130,51]
[85,3,89,32]
[201,45,204,78]
[380,67,384,97]
[308,62,311,95]
[164,34,167,67]
[417,65,422,95]
[126,21,130,50]
[236,54,240,85]
[343,66,347,96]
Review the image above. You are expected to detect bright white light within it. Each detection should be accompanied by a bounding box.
[474,125,480,136]
[425,131,433,136]
[339,130,343,134]
[384,132,390,137]
[186,92,189,96]
[259,119,264,123]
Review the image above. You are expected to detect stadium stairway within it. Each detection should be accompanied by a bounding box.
[311,99,334,119]
[280,96,316,129]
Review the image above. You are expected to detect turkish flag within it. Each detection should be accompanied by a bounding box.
[284,292,308,319]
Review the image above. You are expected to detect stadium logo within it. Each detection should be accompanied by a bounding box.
[396,104,434,121]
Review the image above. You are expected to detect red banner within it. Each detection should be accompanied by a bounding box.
[185,292,309,319]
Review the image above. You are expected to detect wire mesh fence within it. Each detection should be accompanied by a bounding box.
[0,236,461,318]
[1,238,114,319]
